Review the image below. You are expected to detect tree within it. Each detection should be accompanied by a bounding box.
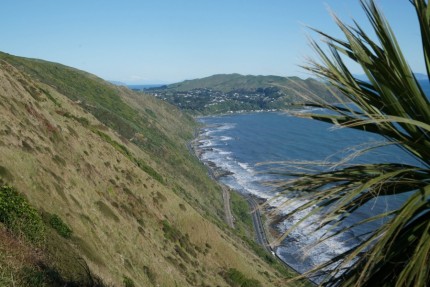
[276,1,430,286]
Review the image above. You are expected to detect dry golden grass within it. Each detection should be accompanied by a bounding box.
[0,59,292,286]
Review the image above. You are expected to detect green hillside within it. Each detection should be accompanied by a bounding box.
[167,74,314,92]
[148,73,339,114]
[0,52,297,286]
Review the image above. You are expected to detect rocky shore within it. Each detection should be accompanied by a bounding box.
[189,133,233,180]
[189,128,280,239]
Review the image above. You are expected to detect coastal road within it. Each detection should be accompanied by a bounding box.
[246,195,272,253]
[246,195,315,285]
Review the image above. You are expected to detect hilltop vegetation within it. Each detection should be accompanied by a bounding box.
[147,73,339,114]
[0,52,296,286]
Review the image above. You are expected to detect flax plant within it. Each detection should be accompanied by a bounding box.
[276,1,430,286]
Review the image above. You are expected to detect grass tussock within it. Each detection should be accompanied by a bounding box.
[95,200,120,223]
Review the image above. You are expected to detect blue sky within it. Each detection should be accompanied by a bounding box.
[1,1,423,84]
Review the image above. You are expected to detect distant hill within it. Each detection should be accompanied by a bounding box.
[147,73,341,114]
[166,73,307,92]
[0,52,293,286]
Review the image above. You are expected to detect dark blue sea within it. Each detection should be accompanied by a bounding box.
[197,108,423,279]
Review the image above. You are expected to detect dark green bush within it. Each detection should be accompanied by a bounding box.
[123,275,135,287]
[0,185,45,243]
[48,213,73,238]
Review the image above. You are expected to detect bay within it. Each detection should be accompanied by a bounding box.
[196,110,421,279]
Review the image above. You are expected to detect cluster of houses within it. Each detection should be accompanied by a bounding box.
[147,88,285,112]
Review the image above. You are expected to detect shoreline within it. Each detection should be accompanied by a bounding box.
[191,103,353,119]
[193,109,282,119]
[189,127,281,245]
[189,132,235,228]
[189,126,309,281]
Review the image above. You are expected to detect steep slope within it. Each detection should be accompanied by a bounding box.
[148,73,340,114]
[0,51,225,221]
[0,54,294,286]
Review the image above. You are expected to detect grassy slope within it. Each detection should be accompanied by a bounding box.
[0,53,296,286]
[0,51,225,222]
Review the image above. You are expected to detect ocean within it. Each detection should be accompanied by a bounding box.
[196,110,422,280]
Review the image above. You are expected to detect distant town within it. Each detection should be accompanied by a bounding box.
[145,87,288,114]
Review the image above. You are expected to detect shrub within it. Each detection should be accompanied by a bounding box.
[0,185,45,243]
[48,213,72,238]
[123,275,135,287]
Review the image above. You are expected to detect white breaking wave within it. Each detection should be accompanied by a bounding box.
[219,135,233,141]
[238,162,254,173]
[215,123,236,131]
[199,139,214,148]
[198,135,356,281]
[196,112,418,284]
